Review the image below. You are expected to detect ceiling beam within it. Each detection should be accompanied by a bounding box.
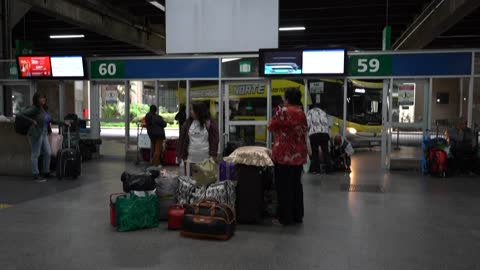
[20,0,165,54]
[393,0,480,49]
[10,0,31,27]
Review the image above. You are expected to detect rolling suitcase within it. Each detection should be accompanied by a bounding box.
[168,205,185,230]
[235,164,271,224]
[56,126,81,180]
[165,139,178,150]
[219,160,235,182]
[163,149,177,165]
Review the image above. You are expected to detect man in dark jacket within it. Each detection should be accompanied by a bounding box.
[145,105,167,166]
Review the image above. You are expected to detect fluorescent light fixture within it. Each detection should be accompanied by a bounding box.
[149,1,165,11]
[221,57,241,63]
[279,26,306,31]
[50,34,85,39]
[355,88,366,94]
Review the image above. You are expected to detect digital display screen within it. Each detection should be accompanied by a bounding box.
[17,56,52,78]
[302,49,346,75]
[261,50,302,75]
[51,56,85,78]
[260,48,346,76]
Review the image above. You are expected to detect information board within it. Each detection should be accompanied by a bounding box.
[17,56,51,78]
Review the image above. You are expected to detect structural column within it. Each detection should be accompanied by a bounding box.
[89,81,101,140]
[124,80,130,155]
[59,80,65,121]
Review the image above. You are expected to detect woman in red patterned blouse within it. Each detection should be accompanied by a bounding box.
[268,88,308,225]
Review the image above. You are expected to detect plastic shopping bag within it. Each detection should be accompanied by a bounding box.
[192,158,218,186]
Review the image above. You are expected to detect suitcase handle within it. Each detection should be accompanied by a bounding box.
[110,193,125,204]
[169,204,185,210]
[193,199,236,224]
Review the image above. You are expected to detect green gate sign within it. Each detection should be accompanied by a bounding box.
[90,60,125,79]
[348,54,392,76]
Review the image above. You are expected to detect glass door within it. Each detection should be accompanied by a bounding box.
[1,82,32,116]
[388,79,430,168]
[224,81,269,152]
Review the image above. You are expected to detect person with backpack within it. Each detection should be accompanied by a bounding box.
[145,105,167,166]
[17,92,67,182]
[331,134,354,173]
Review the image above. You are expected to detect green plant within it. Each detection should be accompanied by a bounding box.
[102,104,121,119]
[160,113,176,124]
[129,103,150,121]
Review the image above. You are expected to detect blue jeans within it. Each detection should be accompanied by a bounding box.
[30,130,51,175]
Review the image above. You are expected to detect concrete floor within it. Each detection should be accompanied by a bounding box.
[1,148,480,270]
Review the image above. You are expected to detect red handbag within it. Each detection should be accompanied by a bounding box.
[110,193,124,227]
[168,204,185,230]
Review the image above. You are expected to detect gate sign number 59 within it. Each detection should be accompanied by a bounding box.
[91,60,124,79]
[348,55,391,76]
[358,58,380,73]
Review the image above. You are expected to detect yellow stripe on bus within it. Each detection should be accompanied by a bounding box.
[0,203,13,209]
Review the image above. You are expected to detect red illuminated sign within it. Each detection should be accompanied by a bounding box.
[18,56,52,78]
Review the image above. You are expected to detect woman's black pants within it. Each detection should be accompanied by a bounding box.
[275,164,304,225]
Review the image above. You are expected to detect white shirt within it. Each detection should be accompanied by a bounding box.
[307,108,329,136]
[333,137,354,157]
[187,120,209,163]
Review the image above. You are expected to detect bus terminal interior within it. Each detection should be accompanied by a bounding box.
[1,51,480,174]
[2,51,480,269]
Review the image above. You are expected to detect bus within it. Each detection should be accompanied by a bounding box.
[178,79,383,147]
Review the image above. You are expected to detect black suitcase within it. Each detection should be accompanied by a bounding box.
[56,127,81,180]
[234,165,273,224]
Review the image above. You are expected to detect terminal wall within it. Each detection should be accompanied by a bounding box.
[431,78,460,122]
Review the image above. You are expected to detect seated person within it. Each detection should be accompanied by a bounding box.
[331,134,354,172]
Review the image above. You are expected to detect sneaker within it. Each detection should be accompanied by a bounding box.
[43,173,52,179]
[33,174,47,183]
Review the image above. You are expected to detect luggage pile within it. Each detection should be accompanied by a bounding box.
[108,146,276,240]
[422,136,450,177]
[109,164,237,240]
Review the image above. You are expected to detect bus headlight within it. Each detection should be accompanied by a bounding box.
[347,127,357,135]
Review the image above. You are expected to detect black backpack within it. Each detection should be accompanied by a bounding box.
[14,115,32,135]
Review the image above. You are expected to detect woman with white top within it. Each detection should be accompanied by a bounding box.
[176,102,219,170]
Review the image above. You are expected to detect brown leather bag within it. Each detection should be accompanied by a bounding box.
[181,198,236,240]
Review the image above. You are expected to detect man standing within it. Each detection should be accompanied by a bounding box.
[145,105,167,166]
[306,105,331,174]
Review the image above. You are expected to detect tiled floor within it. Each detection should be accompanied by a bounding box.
[1,147,479,270]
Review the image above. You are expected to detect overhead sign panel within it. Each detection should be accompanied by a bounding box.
[348,52,472,76]
[166,0,279,54]
[90,58,219,79]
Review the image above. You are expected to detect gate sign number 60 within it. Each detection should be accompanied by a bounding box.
[99,63,117,76]
[358,58,380,73]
